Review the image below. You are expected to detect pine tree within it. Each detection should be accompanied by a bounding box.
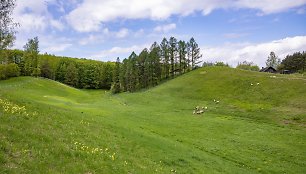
[55,60,67,83]
[178,40,187,74]
[160,38,170,79]
[40,59,52,79]
[137,49,148,88]
[169,37,177,78]
[188,37,202,69]
[149,42,161,86]
[65,62,78,87]
[126,52,138,92]
[120,58,128,91]
[111,57,121,94]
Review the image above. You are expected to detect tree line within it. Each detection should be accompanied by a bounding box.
[279,51,306,73]
[0,36,202,92]
[0,37,114,89]
[111,37,202,93]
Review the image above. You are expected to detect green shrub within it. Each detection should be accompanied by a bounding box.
[0,63,20,80]
[0,64,6,80]
[236,61,260,71]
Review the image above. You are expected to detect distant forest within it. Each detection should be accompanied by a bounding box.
[0,36,202,93]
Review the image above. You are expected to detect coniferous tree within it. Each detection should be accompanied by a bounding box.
[149,42,161,86]
[178,40,187,73]
[40,59,52,79]
[120,58,128,91]
[65,62,78,87]
[137,49,148,88]
[281,51,306,73]
[55,59,68,83]
[188,37,202,69]
[111,57,121,93]
[169,37,177,78]
[126,52,138,92]
[160,38,170,79]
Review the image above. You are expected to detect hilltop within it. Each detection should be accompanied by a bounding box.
[0,67,305,173]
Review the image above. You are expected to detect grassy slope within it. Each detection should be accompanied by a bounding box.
[0,67,305,173]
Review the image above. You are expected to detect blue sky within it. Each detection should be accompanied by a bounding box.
[13,0,306,67]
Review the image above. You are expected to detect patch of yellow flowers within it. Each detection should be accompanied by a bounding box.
[80,120,90,126]
[73,141,116,161]
[0,98,29,116]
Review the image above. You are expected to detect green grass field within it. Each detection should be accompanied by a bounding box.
[0,67,305,173]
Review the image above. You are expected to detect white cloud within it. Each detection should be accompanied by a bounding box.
[115,28,129,38]
[50,19,65,31]
[66,0,306,32]
[14,0,65,32]
[13,32,73,55]
[78,27,136,46]
[90,44,150,60]
[134,29,145,37]
[236,0,306,14]
[44,43,72,53]
[202,36,306,67]
[79,34,105,46]
[154,23,176,33]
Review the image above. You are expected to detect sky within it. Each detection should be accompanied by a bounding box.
[12,0,306,67]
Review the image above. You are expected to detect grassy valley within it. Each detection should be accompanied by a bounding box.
[0,67,305,173]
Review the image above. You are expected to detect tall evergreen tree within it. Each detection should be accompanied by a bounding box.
[55,60,67,83]
[149,42,161,86]
[169,37,177,78]
[111,57,121,93]
[65,62,78,87]
[178,40,187,73]
[40,59,52,79]
[160,38,170,79]
[126,52,138,92]
[120,58,128,91]
[137,49,148,88]
[281,51,306,73]
[188,37,202,69]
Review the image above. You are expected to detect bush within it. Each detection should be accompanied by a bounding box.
[0,64,6,80]
[215,62,229,67]
[0,63,20,80]
[236,61,259,71]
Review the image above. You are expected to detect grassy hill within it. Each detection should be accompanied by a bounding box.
[0,67,305,173]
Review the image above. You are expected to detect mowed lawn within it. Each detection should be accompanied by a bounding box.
[0,67,305,173]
